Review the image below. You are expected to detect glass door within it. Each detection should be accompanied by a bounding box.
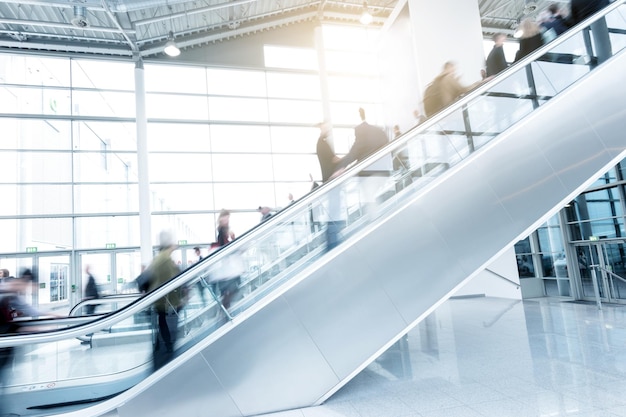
[576,241,626,304]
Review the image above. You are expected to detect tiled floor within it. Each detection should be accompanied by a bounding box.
[260,296,626,417]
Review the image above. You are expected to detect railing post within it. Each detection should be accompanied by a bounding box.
[590,265,602,310]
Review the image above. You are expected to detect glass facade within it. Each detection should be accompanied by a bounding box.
[0,24,382,306]
[515,158,626,300]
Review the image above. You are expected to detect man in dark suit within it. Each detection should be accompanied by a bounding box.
[335,108,388,172]
[569,0,611,65]
[486,33,508,77]
[316,121,337,183]
[333,107,391,223]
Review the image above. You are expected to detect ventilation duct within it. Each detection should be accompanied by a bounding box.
[71,5,89,27]
[106,0,192,13]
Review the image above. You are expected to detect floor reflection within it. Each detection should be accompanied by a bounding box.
[262,296,626,417]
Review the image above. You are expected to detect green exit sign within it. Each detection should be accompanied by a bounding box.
[105,243,116,249]
[26,247,38,253]
[178,240,188,245]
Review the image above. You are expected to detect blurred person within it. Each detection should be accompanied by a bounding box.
[514,19,544,62]
[0,269,9,283]
[83,265,100,315]
[486,33,508,77]
[1,268,60,410]
[423,61,487,118]
[258,206,273,223]
[540,3,569,37]
[217,209,235,246]
[331,107,391,241]
[391,124,412,190]
[208,211,243,313]
[316,121,338,184]
[413,109,426,126]
[194,246,203,262]
[334,107,388,175]
[193,247,208,305]
[568,0,611,65]
[147,230,184,370]
[393,125,402,139]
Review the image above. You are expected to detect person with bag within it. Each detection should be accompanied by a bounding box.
[208,210,243,312]
[423,61,488,118]
[147,230,184,370]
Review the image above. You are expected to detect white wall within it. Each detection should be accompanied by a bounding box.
[454,247,522,299]
[408,0,485,94]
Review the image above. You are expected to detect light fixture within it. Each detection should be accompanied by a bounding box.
[164,31,180,57]
[360,2,373,25]
[512,20,523,38]
[524,0,538,14]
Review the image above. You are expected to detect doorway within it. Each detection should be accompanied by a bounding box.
[575,241,626,304]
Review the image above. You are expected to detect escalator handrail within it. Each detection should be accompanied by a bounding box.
[68,293,141,317]
[0,1,623,348]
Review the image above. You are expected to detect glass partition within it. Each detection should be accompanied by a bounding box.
[2,4,626,413]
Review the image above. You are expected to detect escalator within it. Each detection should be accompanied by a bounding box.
[2,3,626,416]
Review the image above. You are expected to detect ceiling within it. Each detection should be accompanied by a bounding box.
[0,0,568,58]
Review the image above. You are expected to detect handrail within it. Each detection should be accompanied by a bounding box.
[1,1,624,348]
[592,264,626,285]
[321,0,625,190]
[484,268,520,289]
[68,293,141,316]
[588,264,626,310]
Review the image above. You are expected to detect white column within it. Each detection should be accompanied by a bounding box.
[408,0,485,93]
[134,58,153,266]
[314,25,332,128]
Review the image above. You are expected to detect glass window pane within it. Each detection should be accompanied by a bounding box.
[0,54,71,87]
[74,152,136,183]
[152,213,217,245]
[0,152,72,183]
[210,125,271,153]
[263,45,317,70]
[75,216,139,249]
[74,184,139,214]
[270,126,318,153]
[211,154,273,182]
[71,59,135,90]
[74,121,137,152]
[325,50,378,75]
[0,119,71,150]
[266,72,321,99]
[209,97,268,122]
[145,64,207,94]
[206,68,267,96]
[146,93,208,120]
[330,102,384,126]
[150,184,214,211]
[0,86,71,116]
[272,154,320,181]
[72,90,136,118]
[0,185,72,215]
[147,123,211,152]
[0,218,73,252]
[149,153,212,182]
[268,99,322,123]
[213,183,275,212]
[327,76,381,102]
